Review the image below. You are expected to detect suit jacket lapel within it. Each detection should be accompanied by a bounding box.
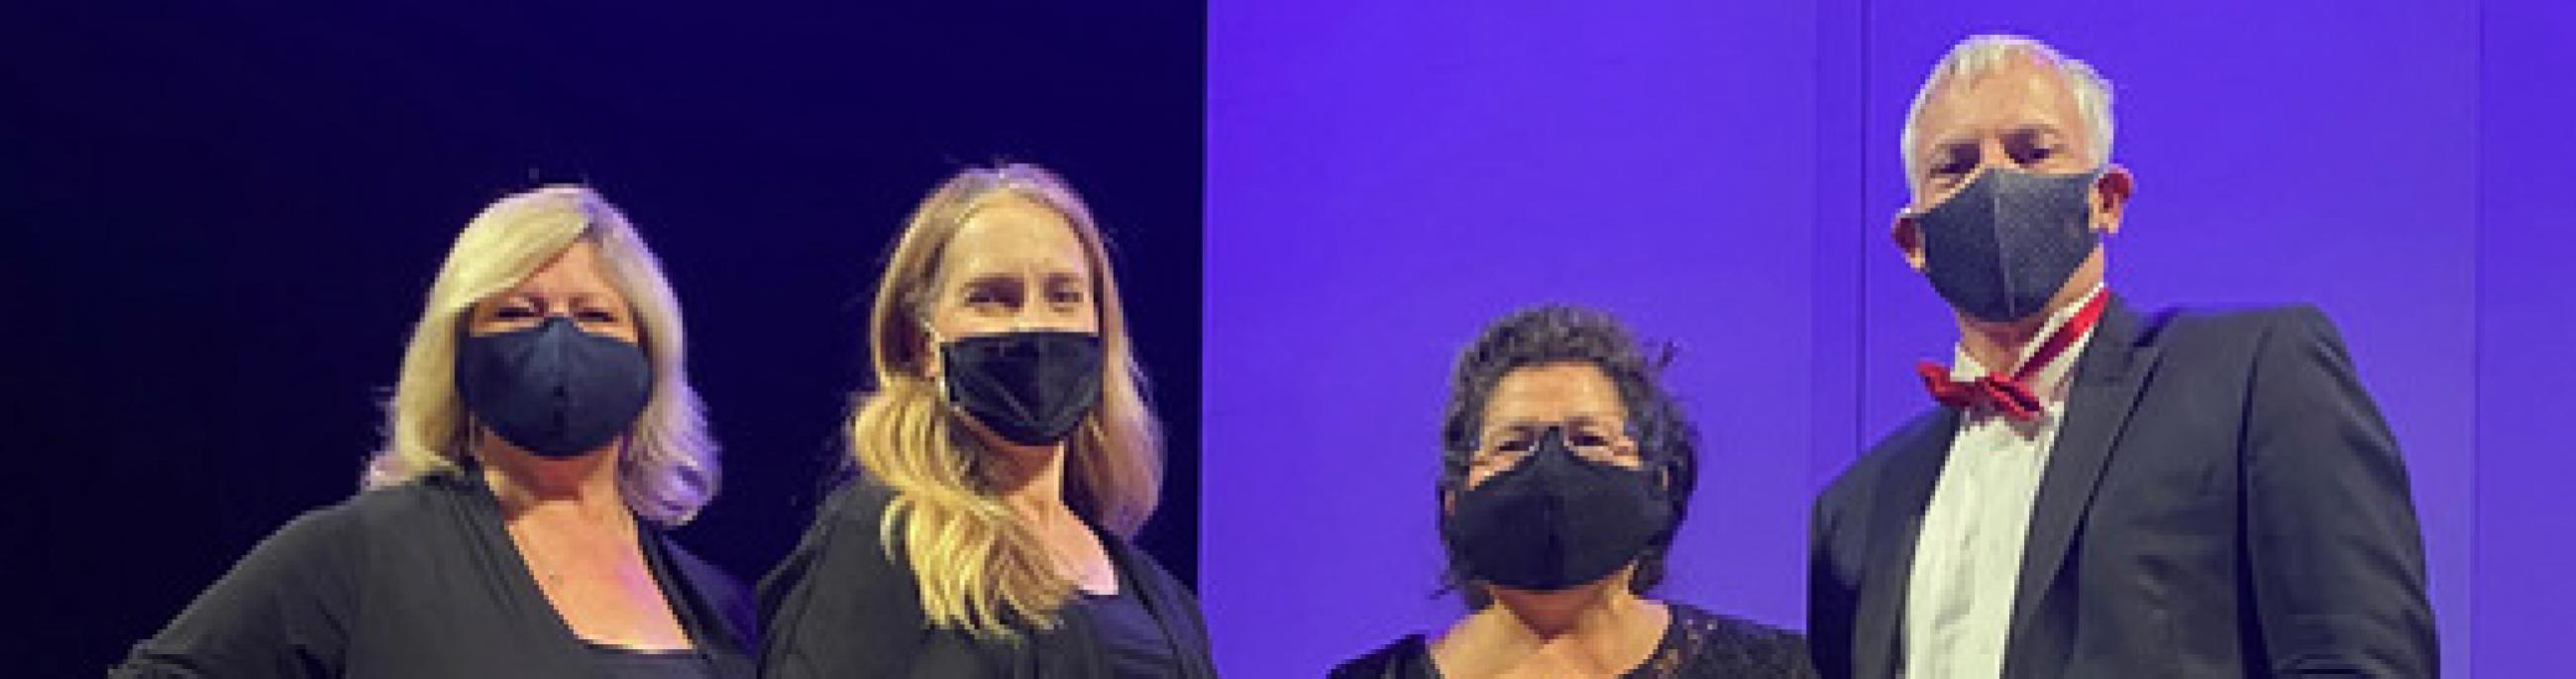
[1857,407,1960,678]
[2006,297,2163,654]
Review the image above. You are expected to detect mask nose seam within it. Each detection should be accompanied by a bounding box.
[539,317,576,412]
[1987,172,2023,319]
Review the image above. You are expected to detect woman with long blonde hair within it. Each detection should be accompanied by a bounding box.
[118,186,755,677]
[760,165,1214,677]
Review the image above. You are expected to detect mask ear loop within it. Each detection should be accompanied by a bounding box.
[452,305,491,472]
[914,298,949,384]
[1623,421,1673,492]
[916,314,991,485]
[1622,420,1686,554]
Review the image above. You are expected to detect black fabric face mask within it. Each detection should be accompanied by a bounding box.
[1911,167,2105,322]
[940,330,1105,446]
[456,316,654,459]
[1443,427,1672,592]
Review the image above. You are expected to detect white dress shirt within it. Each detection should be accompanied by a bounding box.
[1901,284,2104,679]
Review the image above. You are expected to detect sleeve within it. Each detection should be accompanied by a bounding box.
[2242,306,2438,676]
[111,507,362,678]
[1806,474,1860,679]
[756,485,930,678]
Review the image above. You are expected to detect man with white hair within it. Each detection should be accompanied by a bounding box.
[1808,35,2436,677]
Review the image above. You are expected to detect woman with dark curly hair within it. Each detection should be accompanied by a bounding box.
[1333,304,1813,678]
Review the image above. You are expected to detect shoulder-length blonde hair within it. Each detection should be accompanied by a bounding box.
[364,185,718,527]
[851,164,1163,638]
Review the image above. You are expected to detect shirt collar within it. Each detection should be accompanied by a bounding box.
[1946,283,2105,404]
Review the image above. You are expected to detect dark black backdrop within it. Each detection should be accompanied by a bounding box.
[0,2,1202,672]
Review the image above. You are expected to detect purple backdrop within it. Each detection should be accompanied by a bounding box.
[1207,3,1827,674]
[2474,0,2576,673]
[1209,1,2561,676]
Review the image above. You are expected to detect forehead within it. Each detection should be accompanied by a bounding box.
[1483,362,1627,425]
[505,240,623,297]
[1910,54,2091,153]
[939,194,1091,280]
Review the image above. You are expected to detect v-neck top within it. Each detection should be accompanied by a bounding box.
[759,476,1219,678]
[1076,564,1183,679]
[117,472,757,678]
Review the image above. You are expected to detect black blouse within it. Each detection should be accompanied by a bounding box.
[758,477,1218,678]
[1076,572,1182,678]
[587,641,722,679]
[1330,603,1816,678]
[113,473,757,678]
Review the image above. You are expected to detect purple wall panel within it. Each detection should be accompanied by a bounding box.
[1213,1,2562,675]
[1207,2,1828,675]
[2475,0,2576,672]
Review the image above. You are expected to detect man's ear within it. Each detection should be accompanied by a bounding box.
[1892,213,1928,272]
[2092,165,2136,236]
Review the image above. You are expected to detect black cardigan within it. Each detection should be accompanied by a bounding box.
[758,478,1218,678]
[114,473,757,678]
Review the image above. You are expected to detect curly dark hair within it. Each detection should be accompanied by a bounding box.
[1437,304,1700,608]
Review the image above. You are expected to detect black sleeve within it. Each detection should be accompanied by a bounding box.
[112,507,363,678]
[756,483,930,678]
[2242,307,2438,676]
[658,538,760,669]
[1806,471,1861,679]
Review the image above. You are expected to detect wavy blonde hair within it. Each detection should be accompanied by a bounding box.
[363,185,718,526]
[851,164,1163,638]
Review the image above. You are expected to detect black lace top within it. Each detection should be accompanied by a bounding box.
[1329,603,1816,678]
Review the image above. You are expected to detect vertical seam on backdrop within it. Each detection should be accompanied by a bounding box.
[1853,0,1872,469]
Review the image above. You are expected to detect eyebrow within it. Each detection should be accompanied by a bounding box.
[492,289,620,308]
[957,274,1023,288]
[1484,413,1621,433]
[2006,123,2067,141]
[955,270,1090,287]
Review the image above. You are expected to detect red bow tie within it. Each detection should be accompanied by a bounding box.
[1918,292,2108,421]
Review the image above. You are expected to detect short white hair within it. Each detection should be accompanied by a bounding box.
[1901,35,2115,192]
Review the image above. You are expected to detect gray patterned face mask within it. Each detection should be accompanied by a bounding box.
[1909,167,2104,322]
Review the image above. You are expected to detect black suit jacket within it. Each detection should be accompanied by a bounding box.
[758,477,1219,678]
[1809,299,2435,677]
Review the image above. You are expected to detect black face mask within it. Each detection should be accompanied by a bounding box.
[1911,167,2104,322]
[1442,427,1672,592]
[940,330,1104,446]
[456,316,654,459]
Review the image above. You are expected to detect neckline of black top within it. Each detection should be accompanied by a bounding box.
[449,471,714,662]
[1419,605,1687,678]
[582,638,703,656]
